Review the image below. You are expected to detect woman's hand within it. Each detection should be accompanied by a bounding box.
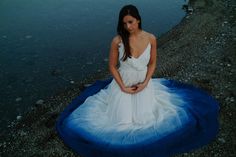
[132,82,148,93]
[121,86,138,94]
[121,81,148,94]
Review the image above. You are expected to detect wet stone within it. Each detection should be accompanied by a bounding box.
[19,131,27,136]
[35,99,44,105]
[84,84,92,88]
[16,115,22,121]
[218,137,226,143]
[230,97,234,102]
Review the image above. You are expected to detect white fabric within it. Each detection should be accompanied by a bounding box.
[67,42,189,143]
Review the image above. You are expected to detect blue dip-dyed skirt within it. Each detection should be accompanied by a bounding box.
[56,78,219,157]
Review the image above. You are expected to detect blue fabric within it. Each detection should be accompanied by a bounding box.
[56,78,219,157]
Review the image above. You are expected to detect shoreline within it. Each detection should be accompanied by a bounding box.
[1,0,235,156]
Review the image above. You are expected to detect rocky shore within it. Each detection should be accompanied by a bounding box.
[0,0,235,156]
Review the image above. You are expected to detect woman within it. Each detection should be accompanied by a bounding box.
[109,5,156,95]
[57,5,219,157]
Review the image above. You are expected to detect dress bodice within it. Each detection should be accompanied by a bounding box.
[117,42,151,87]
[118,42,151,71]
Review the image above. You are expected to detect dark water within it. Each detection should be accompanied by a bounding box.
[0,0,187,129]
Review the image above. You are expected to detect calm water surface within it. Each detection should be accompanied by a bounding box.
[0,0,187,129]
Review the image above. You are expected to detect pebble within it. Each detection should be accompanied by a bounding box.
[2,142,6,148]
[225,97,231,102]
[35,99,44,105]
[16,115,22,121]
[187,6,193,13]
[20,131,27,136]
[230,97,234,102]
[84,84,92,88]
[15,97,22,102]
[218,137,226,143]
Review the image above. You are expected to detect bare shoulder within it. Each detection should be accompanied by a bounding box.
[142,31,157,44]
[111,35,122,46]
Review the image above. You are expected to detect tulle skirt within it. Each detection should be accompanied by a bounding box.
[56,78,219,157]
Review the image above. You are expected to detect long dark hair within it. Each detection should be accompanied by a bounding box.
[117,5,142,61]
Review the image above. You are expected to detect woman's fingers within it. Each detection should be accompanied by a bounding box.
[122,84,146,94]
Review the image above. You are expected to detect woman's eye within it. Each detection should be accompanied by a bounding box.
[128,21,133,24]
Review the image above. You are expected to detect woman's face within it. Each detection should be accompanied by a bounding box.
[122,15,140,33]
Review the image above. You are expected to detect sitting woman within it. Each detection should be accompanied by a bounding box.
[56,4,219,157]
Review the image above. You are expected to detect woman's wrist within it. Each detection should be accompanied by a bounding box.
[120,84,126,92]
[143,80,149,86]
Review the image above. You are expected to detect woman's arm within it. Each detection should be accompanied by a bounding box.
[109,36,137,94]
[144,34,157,84]
[135,34,157,93]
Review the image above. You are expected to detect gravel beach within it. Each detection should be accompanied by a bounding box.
[1,0,235,156]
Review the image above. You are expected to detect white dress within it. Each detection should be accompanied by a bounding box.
[57,42,219,157]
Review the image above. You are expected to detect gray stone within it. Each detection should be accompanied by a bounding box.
[84,84,92,88]
[20,131,27,136]
[35,99,44,105]
[16,115,22,121]
[230,97,234,102]
[218,137,226,143]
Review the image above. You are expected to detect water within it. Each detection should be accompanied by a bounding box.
[0,0,187,129]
